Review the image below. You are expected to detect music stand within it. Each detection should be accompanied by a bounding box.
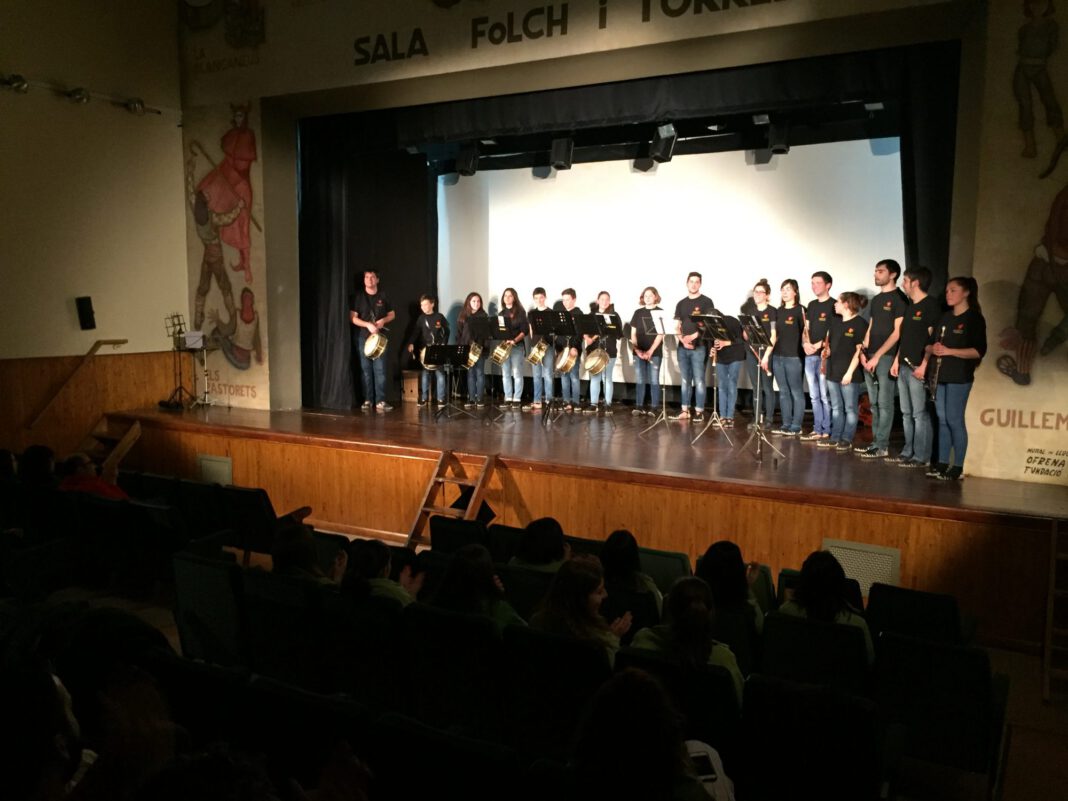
[640,310,677,436]
[690,312,734,447]
[739,315,784,463]
[579,313,620,429]
[544,310,581,426]
[424,345,475,420]
[468,316,505,424]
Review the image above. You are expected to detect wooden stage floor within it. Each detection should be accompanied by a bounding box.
[116,403,1067,526]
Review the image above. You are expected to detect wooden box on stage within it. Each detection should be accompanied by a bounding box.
[402,370,419,402]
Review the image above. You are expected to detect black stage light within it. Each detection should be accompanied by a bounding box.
[650,123,676,163]
[768,123,790,155]
[456,143,480,176]
[550,137,574,170]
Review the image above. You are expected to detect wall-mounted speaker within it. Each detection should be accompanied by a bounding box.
[75,296,96,330]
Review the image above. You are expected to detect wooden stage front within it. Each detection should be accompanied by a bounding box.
[110,403,1066,651]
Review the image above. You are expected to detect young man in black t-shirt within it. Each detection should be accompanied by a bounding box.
[672,272,715,422]
[407,294,449,408]
[350,269,397,410]
[858,259,907,458]
[801,271,836,441]
[889,267,939,468]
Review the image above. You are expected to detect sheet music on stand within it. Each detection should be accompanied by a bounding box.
[465,316,506,424]
[423,345,475,420]
[738,314,784,463]
[689,312,734,446]
[639,310,678,436]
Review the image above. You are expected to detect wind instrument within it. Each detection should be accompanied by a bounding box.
[929,325,946,399]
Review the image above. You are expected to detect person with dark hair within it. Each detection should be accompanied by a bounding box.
[523,287,554,411]
[779,550,873,663]
[928,276,987,480]
[823,293,870,453]
[858,258,908,459]
[889,266,940,468]
[673,272,715,422]
[530,555,631,663]
[498,287,528,408]
[696,541,762,633]
[431,543,525,630]
[346,538,418,605]
[630,577,744,704]
[271,521,345,583]
[406,294,449,408]
[741,279,777,426]
[771,278,806,436]
[600,529,662,614]
[18,444,57,487]
[630,287,665,416]
[57,453,129,501]
[571,668,735,801]
[349,268,396,411]
[801,271,836,441]
[510,516,569,572]
[584,291,622,414]
[457,291,489,408]
[557,288,585,412]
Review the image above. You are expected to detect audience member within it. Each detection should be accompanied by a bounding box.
[57,454,129,501]
[530,554,631,664]
[345,538,421,606]
[696,540,763,632]
[19,444,58,487]
[778,550,874,663]
[630,577,744,704]
[430,543,525,630]
[570,668,735,801]
[600,529,663,615]
[509,516,569,572]
[271,521,345,583]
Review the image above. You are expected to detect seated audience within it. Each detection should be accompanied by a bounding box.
[271,521,345,583]
[430,543,525,630]
[696,540,763,632]
[778,550,874,663]
[18,445,57,488]
[345,538,421,606]
[600,529,663,615]
[571,668,735,801]
[57,454,129,501]
[509,516,570,572]
[530,554,631,664]
[630,577,744,705]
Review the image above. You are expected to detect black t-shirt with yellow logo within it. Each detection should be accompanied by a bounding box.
[806,298,837,344]
[867,288,908,354]
[827,316,870,382]
[773,305,805,358]
[933,307,987,384]
[897,295,940,367]
[674,294,715,338]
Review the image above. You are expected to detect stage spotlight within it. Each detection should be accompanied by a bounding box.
[532,165,554,179]
[456,142,480,176]
[632,157,656,173]
[767,123,789,155]
[750,148,774,166]
[550,137,573,170]
[650,123,676,163]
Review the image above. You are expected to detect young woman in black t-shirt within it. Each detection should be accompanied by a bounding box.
[457,291,489,408]
[499,287,528,407]
[929,276,987,481]
[771,279,806,435]
[742,279,777,426]
[824,293,869,452]
[629,287,665,416]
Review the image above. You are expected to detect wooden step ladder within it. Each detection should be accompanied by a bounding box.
[407,450,495,549]
[78,417,142,483]
[1043,518,1068,701]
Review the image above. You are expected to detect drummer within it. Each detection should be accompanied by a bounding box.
[349,268,396,411]
[522,287,555,412]
[406,294,449,408]
[584,291,621,415]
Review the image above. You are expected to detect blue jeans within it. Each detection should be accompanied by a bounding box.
[804,353,831,435]
[677,344,707,411]
[466,353,486,402]
[715,360,742,419]
[745,349,777,422]
[533,345,554,403]
[772,355,805,432]
[420,368,446,402]
[898,369,932,462]
[634,353,662,408]
[357,332,387,404]
[560,352,581,405]
[589,356,616,405]
[935,382,972,467]
[863,353,896,449]
[828,380,860,444]
[502,345,525,402]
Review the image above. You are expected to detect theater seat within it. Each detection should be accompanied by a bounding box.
[866,582,965,644]
[761,612,870,696]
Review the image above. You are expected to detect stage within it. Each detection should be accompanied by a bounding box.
[110,402,1066,650]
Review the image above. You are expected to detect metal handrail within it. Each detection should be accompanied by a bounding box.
[26,339,128,429]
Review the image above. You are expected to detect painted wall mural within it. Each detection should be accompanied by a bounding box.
[183,100,270,408]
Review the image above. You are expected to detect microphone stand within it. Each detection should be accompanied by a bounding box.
[739,316,785,463]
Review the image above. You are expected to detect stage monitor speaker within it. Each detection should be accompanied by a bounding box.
[75,296,96,330]
[550,137,573,170]
[456,143,480,176]
[650,123,676,163]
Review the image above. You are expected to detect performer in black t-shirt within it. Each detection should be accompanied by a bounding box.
[630,287,665,416]
[801,271,836,441]
[498,287,528,407]
[741,279,777,426]
[929,277,987,481]
[771,279,806,436]
[349,269,397,411]
[713,313,746,426]
[584,291,622,414]
[523,287,554,411]
[407,294,449,407]
[858,259,908,458]
[457,291,489,408]
[824,293,870,453]
[672,272,715,422]
[889,267,940,468]
[557,289,585,412]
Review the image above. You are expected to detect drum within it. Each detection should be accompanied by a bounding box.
[554,347,577,373]
[583,347,609,376]
[419,347,437,371]
[491,341,514,365]
[465,342,483,369]
[526,340,549,365]
[363,332,388,360]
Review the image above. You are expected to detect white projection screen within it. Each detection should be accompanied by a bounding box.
[438,138,906,386]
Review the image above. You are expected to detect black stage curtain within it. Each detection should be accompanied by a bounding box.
[299,114,437,409]
[298,43,959,409]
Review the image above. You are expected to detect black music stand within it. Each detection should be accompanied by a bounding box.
[468,316,505,424]
[640,310,677,436]
[544,310,580,426]
[739,315,784,463]
[578,313,619,429]
[423,345,475,420]
[691,312,735,447]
